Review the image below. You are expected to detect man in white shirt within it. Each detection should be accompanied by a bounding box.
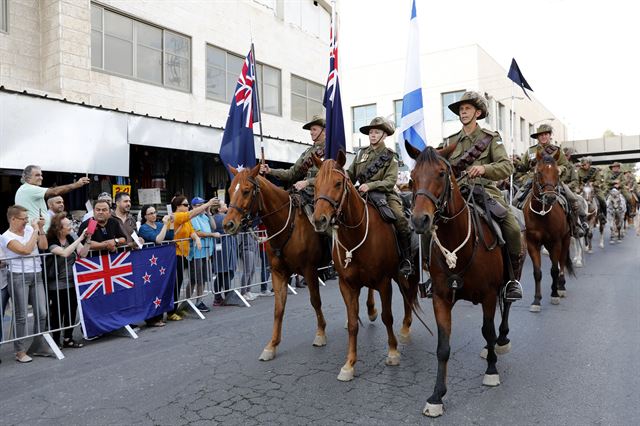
[15,165,90,232]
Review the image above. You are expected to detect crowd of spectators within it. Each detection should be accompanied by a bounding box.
[0,164,273,365]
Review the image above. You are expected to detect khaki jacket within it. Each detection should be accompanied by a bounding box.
[520,143,569,178]
[346,143,398,195]
[269,143,325,188]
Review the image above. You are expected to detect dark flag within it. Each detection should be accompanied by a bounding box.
[220,47,259,177]
[323,12,346,160]
[73,245,177,338]
[507,58,533,100]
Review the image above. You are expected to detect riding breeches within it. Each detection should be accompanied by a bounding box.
[387,196,411,237]
[561,183,586,216]
[494,195,522,257]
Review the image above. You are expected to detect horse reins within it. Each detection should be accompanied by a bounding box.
[529,169,559,216]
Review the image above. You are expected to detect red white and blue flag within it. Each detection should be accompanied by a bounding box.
[73,245,177,338]
[323,11,346,160]
[220,45,259,177]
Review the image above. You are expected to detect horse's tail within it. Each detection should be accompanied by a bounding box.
[565,248,576,278]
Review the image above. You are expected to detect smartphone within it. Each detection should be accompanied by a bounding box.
[217,189,225,201]
[87,218,98,235]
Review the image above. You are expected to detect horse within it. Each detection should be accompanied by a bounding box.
[311,152,419,383]
[222,164,378,361]
[606,188,626,243]
[523,150,575,312]
[405,143,514,418]
[579,183,604,251]
[624,191,638,232]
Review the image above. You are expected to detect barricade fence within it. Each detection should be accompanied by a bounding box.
[0,230,332,359]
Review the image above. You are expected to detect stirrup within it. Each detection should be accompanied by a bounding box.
[502,279,523,302]
[399,259,413,277]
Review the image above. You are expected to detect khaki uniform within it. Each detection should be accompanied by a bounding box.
[520,143,570,180]
[605,171,632,201]
[443,125,521,257]
[346,143,409,236]
[269,143,324,198]
[577,166,605,198]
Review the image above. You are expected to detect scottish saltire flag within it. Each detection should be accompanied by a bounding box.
[323,11,346,160]
[507,58,533,100]
[399,0,427,170]
[73,245,177,338]
[220,46,259,177]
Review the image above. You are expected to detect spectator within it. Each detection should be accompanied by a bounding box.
[0,205,50,363]
[257,223,273,297]
[81,192,112,223]
[46,212,90,348]
[113,192,143,246]
[237,223,261,301]
[15,165,90,231]
[46,196,65,218]
[210,201,237,306]
[0,248,8,350]
[77,200,128,253]
[166,195,216,320]
[186,197,221,313]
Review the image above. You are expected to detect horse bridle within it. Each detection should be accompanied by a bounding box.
[314,168,350,223]
[412,157,466,222]
[228,176,263,228]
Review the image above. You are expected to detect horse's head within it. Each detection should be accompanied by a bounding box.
[406,141,457,234]
[533,150,560,205]
[312,150,348,233]
[582,182,593,201]
[222,164,261,234]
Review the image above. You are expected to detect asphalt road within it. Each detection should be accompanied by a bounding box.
[1,227,639,425]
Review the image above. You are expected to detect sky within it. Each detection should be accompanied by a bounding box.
[338,0,640,141]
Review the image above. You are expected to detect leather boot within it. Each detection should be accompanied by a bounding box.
[398,233,413,276]
[505,254,523,301]
[303,203,314,221]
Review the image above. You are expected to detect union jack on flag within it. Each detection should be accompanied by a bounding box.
[235,50,258,129]
[75,252,134,300]
[323,11,346,160]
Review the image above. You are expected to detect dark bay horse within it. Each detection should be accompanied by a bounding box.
[523,150,575,312]
[223,164,342,361]
[406,143,513,418]
[311,152,419,382]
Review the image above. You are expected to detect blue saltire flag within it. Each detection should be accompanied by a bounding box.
[507,58,533,100]
[73,245,177,338]
[220,46,259,177]
[323,11,346,160]
[399,0,427,170]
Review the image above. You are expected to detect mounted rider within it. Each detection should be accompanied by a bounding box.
[442,91,523,301]
[346,117,413,276]
[577,156,607,223]
[605,162,634,218]
[260,115,325,218]
[514,125,586,237]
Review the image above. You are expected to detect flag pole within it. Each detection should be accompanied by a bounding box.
[251,42,265,166]
[509,82,515,205]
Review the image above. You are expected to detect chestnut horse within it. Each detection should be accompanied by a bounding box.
[523,151,575,312]
[311,152,419,382]
[406,144,514,418]
[223,165,377,360]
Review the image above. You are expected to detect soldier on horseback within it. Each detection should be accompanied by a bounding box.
[442,91,523,301]
[346,117,413,276]
[577,156,607,223]
[605,162,634,218]
[260,115,325,218]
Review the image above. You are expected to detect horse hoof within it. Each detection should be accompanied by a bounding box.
[344,320,348,329]
[575,261,583,268]
[587,248,593,253]
[482,374,501,387]
[385,353,401,366]
[610,240,615,245]
[480,348,488,359]
[312,335,327,347]
[422,402,444,417]
[558,290,567,297]
[529,304,541,313]
[259,349,276,361]
[550,297,560,305]
[398,332,411,345]
[369,310,378,322]
[495,341,511,355]
[337,366,355,381]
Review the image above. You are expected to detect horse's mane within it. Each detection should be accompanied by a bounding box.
[416,146,441,165]
[317,158,341,183]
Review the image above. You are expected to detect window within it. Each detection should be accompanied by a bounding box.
[442,90,464,122]
[529,124,535,143]
[91,4,191,92]
[352,104,377,134]
[291,75,324,122]
[256,63,282,115]
[520,118,526,142]
[205,45,243,102]
[497,103,505,131]
[0,0,8,33]
[394,100,403,129]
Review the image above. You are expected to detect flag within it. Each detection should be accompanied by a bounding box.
[399,0,427,170]
[507,58,533,100]
[220,47,259,177]
[73,245,177,338]
[323,9,346,160]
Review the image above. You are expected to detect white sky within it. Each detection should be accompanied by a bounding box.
[338,0,640,140]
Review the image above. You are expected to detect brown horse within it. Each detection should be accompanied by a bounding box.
[523,150,575,312]
[406,143,514,418]
[223,164,360,361]
[311,152,419,382]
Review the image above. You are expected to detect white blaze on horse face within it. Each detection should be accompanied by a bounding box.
[235,183,240,194]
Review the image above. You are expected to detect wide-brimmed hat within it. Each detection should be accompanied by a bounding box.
[530,124,554,139]
[359,117,395,136]
[580,156,592,164]
[447,91,488,120]
[302,115,326,130]
[609,161,622,169]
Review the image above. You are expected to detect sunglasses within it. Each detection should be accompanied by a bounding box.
[181,203,189,207]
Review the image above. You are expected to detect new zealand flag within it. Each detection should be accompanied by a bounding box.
[73,245,177,338]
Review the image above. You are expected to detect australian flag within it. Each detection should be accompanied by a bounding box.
[220,46,259,177]
[73,245,177,338]
[323,14,346,160]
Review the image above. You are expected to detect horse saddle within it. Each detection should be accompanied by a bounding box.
[460,185,507,247]
[367,191,396,222]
